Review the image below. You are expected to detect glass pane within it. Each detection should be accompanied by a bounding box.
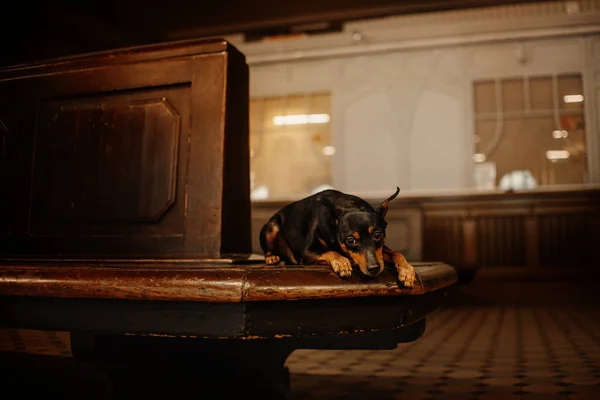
[249,99,265,162]
[263,97,287,131]
[553,114,587,184]
[486,117,545,186]
[529,76,553,111]
[249,99,262,132]
[473,72,587,189]
[483,116,587,187]
[473,80,496,114]
[249,93,333,200]
[474,119,497,155]
[502,78,524,112]
[558,73,584,111]
[283,94,310,116]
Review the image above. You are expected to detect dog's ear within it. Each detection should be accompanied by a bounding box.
[319,196,344,219]
[376,187,400,220]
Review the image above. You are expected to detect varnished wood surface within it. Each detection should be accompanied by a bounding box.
[0,37,251,259]
[0,37,231,78]
[0,262,456,303]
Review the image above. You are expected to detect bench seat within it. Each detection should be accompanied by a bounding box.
[0,261,456,399]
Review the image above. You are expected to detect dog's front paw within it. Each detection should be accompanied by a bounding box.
[331,257,353,278]
[396,261,416,288]
[265,254,280,265]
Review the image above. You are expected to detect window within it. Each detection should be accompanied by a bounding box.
[473,74,587,189]
[249,92,333,200]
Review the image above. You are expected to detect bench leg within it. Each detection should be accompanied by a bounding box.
[71,334,294,399]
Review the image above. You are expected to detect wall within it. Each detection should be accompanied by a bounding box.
[587,35,600,184]
[227,1,600,198]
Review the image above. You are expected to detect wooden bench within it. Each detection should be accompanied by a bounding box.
[0,260,456,398]
[0,38,457,399]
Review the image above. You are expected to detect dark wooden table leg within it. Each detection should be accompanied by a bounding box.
[71,334,295,399]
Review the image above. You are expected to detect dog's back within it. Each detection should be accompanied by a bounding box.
[262,190,377,263]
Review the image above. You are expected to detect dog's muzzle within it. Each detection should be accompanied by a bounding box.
[367,264,381,275]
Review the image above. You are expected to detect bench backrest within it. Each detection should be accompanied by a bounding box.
[0,38,251,259]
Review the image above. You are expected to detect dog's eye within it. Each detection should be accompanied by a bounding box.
[372,231,383,241]
[345,237,358,247]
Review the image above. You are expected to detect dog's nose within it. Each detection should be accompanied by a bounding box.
[367,264,380,275]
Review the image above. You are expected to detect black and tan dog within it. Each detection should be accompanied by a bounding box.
[259,187,416,287]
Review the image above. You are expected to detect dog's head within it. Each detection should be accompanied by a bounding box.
[320,187,400,277]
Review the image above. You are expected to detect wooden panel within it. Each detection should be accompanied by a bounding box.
[0,38,251,260]
[32,93,182,230]
[419,187,599,269]
[385,208,422,261]
[423,216,463,266]
[538,213,594,267]
[0,100,14,239]
[462,217,478,268]
[524,215,539,267]
[221,50,251,255]
[476,215,526,267]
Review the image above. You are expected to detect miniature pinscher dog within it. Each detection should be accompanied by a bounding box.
[259,187,416,287]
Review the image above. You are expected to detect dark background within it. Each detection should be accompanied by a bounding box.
[1,0,551,66]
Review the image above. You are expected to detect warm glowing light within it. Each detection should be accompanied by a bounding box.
[322,146,336,156]
[546,150,570,160]
[250,186,270,200]
[552,130,568,139]
[273,114,330,125]
[473,153,487,163]
[563,94,583,103]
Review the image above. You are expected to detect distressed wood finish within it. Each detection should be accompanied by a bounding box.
[0,38,251,259]
[0,262,456,302]
[0,290,444,339]
[0,260,452,399]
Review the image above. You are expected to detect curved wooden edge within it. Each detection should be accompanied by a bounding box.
[0,262,457,303]
[0,37,232,77]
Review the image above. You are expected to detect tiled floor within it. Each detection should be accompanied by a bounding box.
[1,280,599,399]
[288,305,600,399]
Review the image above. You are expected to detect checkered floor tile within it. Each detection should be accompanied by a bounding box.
[1,304,599,399]
[287,306,600,399]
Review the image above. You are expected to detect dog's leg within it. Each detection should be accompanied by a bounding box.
[303,250,353,278]
[383,246,416,288]
[300,221,353,278]
[259,215,282,265]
